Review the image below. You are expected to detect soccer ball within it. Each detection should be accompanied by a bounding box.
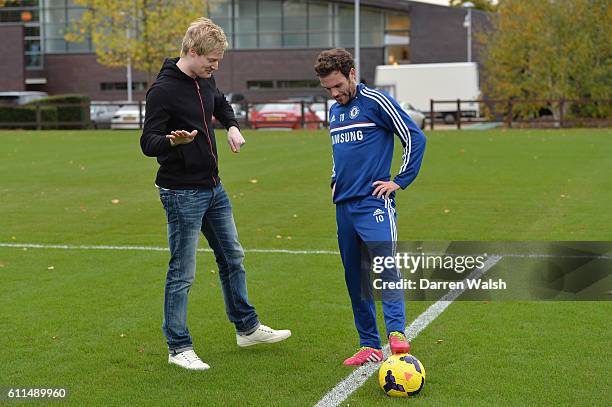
[378,353,426,397]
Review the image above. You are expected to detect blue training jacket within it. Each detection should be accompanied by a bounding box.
[330,83,426,204]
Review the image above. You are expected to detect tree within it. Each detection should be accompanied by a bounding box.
[480,0,611,120]
[450,0,497,12]
[66,0,206,84]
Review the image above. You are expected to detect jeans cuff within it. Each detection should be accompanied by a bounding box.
[236,321,260,336]
[169,345,193,355]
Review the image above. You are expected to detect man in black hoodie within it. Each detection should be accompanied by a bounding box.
[141,18,291,371]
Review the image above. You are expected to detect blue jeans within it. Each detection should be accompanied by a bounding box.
[159,184,259,354]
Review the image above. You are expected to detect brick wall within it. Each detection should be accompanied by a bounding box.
[0,25,25,91]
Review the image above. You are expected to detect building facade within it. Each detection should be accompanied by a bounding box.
[0,0,490,101]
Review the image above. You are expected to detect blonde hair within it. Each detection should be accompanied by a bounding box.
[181,17,228,56]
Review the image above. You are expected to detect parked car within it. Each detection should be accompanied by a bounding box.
[286,95,328,103]
[90,101,126,129]
[250,102,321,130]
[225,93,245,104]
[311,100,336,124]
[399,101,426,129]
[212,102,248,128]
[110,104,146,130]
[0,91,48,105]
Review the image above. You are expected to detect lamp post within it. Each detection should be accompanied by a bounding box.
[120,9,134,102]
[126,26,133,102]
[462,1,475,62]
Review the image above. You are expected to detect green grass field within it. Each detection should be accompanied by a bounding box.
[1,128,611,406]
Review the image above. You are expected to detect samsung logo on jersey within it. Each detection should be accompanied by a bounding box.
[331,130,364,145]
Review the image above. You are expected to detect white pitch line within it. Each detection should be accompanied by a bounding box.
[313,255,502,407]
[0,242,339,255]
[1,243,608,260]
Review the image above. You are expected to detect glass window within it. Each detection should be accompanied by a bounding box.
[384,12,410,64]
[283,0,307,47]
[45,38,67,53]
[277,79,319,88]
[208,0,232,47]
[68,38,91,52]
[24,25,40,36]
[308,1,332,47]
[387,14,410,31]
[386,45,410,65]
[247,80,274,89]
[360,9,383,47]
[0,0,39,23]
[259,0,281,48]
[235,0,257,48]
[44,6,67,23]
[26,53,43,68]
[67,7,84,20]
[336,5,354,47]
[45,0,68,6]
[44,23,66,38]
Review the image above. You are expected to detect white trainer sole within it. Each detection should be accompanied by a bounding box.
[237,330,292,347]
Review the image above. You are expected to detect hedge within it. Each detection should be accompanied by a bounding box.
[24,94,91,128]
[0,105,58,128]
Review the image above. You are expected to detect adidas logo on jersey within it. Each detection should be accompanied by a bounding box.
[373,209,385,217]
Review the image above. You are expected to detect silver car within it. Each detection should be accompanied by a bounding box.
[399,101,426,129]
[110,104,146,130]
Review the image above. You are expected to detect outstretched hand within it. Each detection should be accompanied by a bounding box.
[167,130,197,146]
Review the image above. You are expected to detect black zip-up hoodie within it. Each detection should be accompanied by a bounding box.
[140,57,239,189]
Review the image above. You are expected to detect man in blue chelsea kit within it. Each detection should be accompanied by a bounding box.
[314,48,426,366]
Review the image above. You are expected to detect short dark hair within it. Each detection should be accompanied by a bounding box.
[314,48,355,79]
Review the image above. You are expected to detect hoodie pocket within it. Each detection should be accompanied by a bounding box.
[181,141,211,172]
[157,147,182,166]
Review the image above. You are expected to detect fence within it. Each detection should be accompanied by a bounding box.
[2,98,609,130]
[429,98,612,130]
[0,100,332,130]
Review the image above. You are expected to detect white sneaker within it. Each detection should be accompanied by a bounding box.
[236,324,292,347]
[168,350,210,370]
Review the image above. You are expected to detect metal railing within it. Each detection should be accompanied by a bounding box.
[429,98,612,130]
[0,100,333,130]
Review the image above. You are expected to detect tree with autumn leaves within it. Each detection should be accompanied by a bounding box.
[450,0,497,12]
[480,0,611,120]
[66,0,205,83]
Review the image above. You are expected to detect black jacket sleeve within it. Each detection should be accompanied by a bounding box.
[213,88,240,130]
[140,85,173,157]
